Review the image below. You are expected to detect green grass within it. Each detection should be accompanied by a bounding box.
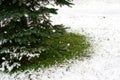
[11,32,91,73]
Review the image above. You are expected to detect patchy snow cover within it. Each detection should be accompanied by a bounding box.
[1,0,120,80]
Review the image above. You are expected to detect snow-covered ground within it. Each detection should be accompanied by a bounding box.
[1,0,120,80]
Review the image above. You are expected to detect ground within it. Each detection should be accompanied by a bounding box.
[0,0,120,80]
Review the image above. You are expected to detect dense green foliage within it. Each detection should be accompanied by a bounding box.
[11,32,91,73]
[0,0,73,71]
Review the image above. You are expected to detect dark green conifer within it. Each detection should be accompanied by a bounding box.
[0,0,73,71]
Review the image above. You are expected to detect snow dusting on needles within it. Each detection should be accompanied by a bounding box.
[1,0,120,80]
[52,29,56,33]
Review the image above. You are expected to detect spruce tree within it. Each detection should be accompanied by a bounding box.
[0,0,73,71]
